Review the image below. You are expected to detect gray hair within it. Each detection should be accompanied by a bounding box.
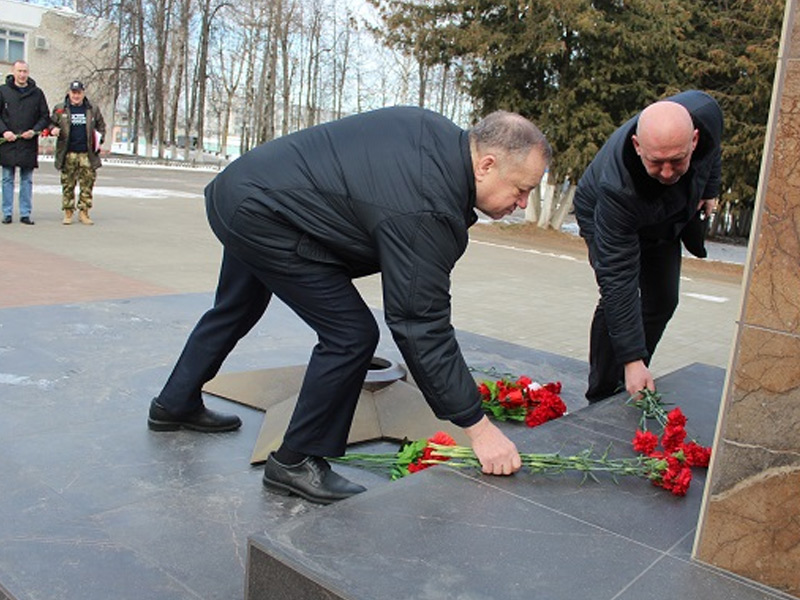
[469,110,552,164]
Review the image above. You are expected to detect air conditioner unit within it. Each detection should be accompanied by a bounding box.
[34,36,50,50]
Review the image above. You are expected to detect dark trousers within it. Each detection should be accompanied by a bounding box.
[586,238,682,402]
[156,248,379,457]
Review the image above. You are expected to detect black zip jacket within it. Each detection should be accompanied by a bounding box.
[0,74,50,169]
[573,90,723,364]
[207,106,485,426]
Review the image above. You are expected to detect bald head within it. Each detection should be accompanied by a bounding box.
[632,100,698,185]
[636,101,694,149]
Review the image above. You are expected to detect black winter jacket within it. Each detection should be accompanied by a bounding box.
[207,106,484,425]
[573,90,723,364]
[0,75,50,169]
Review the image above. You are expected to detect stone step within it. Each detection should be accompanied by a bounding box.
[243,364,767,600]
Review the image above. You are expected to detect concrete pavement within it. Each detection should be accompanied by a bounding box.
[0,160,745,383]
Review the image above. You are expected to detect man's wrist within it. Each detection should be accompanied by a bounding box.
[463,415,490,440]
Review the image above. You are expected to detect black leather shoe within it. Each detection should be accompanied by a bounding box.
[20,216,34,225]
[2,216,10,224]
[147,399,242,432]
[263,453,366,504]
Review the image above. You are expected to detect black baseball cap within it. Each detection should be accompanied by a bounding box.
[69,80,84,91]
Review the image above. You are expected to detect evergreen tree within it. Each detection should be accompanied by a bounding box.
[681,0,784,226]
[369,0,784,237]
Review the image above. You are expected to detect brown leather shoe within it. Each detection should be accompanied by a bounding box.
[63,209,74,225]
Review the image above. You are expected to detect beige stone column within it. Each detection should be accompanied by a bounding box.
[694,1,800,596]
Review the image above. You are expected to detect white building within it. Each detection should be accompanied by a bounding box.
[0,0,117,151]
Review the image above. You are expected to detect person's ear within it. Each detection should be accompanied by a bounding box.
[631,134,641,156]
[474,154,497,181]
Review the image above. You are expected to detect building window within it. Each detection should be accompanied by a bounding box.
[0,28,25,63]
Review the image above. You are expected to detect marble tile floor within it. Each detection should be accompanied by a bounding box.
[245,363,797,600]
[0,292,791,600]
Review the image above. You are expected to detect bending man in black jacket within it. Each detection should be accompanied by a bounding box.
[574,90,723,403]
[148,107,551,503]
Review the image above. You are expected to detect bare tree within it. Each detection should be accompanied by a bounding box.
[132,0,153,154]
[191,0,228,158]
[209,7,246,157]
[152,0,174,158]
[304,0,324,127]
[277,0,297,136]
[262,0,280,142]
[237,0,268,153]
[80,0,474,162]
[167,0,192,157]
[331,7,354,119]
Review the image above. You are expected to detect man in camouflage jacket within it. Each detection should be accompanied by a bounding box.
[51,80,106,225]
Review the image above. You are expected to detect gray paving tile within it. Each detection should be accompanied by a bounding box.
[614,555,797,600]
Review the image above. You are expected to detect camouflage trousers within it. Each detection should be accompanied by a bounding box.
[61,152,97,211]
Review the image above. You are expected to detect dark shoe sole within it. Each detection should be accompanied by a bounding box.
[262,476,336,505]
[147,417,241,433]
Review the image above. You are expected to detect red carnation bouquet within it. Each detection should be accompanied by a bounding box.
[334,430,697,495]
[628,390,712,496]
[478,374,567,427]
[334,386,712,498]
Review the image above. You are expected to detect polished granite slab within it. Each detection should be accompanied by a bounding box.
[245,364,796,600]
[0,292,591,600]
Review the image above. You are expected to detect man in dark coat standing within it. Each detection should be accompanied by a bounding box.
[148,107,551,504]
[573,90,723,403]
[0,60,50,225]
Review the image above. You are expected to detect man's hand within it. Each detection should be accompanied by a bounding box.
[697,197,717,219]
[464,415,521,475]
[50,127,61,137]
[2,131,16,142]
[624,360,656,399]
[20,129,35,140]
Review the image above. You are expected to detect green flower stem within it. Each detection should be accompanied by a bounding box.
[627,389,670,431]
[334,444,664,481]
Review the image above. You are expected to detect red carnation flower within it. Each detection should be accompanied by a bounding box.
[525,391,566,427]
[407,431,457,473]
[543,381,562,395]
[682,441,712,467]
[632,430,659,455]
[502,388,525,408]
[516,375,533,388]
[428,431,456,448]
[661,423,687,453]
[662,463,693,496]
[666,407,687,428]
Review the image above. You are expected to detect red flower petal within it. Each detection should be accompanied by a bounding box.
[632,430,659,455]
